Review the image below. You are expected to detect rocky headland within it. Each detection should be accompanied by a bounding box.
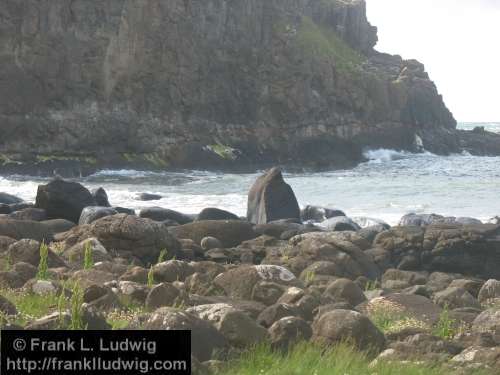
[0,168,499,373]
[1,0,500,176]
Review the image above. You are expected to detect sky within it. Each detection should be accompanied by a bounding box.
[366,0,500,122]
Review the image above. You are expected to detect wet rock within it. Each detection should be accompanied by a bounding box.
[197,208,239,221]
[35,179,96,223]
[170,220,256,248]
[247,168,300,224]
[300,206,345,222]
[92,187,111,207]
[79,206,117,225]
[9,208,47,222]
[144,307,228,361]
[136,193,162,201]
[312,309,385,352]
[318,216,361,232]
[139,207,192,224]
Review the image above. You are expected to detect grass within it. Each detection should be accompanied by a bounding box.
[366,299,429,334]
[37,242,49,280]
[157,249,168,264]
[216,342,492,375]
[69,283,85,330]
[83,241,94,270]
[147,265,155,287]
[432,306,457,340]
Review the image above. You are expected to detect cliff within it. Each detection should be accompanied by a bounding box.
[0,0,465,175]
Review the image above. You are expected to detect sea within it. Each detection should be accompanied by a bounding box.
[1,123,499,226]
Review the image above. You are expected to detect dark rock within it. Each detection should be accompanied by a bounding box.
[7,239,66,268]
[301,206,345,222]
[197,208,239,221]
[114,207,136,215]
[0,193,23,205]
[0,218,75,242]
[399,213,445,226]
[152,260,195,283]
[139,207,192,224]
[144,307,228,361]
[35,179,96,223]
[146,283,181,310]
[79,206,118,225]
[0,294,17,315]
[8,208,47,222]
[119,266,149,284]
[257,303,299,328]
[170,220,256,248]
[312,309,385,352]
[268,316,312,350]
[319,216,361,231]
[92,187,111,207]
[136,193,162,201]
[247,168,300,224]
[83,285,121,311]
[321,278,367,306]
[81,304,111,330]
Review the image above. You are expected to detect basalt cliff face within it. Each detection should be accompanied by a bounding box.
[0,0,471,175]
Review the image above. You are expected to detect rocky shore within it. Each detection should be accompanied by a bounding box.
[0,167,499,373]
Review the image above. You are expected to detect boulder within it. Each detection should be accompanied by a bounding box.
[478,279,500,304]
[399,213,445,226]
[63,237,111,265]
[60,214,181,263]
[381,269,428,290]
[197,208,239,221]
[214,265,301,300]
[200,237,222,251]
[92,187,111,207]
[187,303,267,347]
[79,207,118,225]
[170,220,256,248]
[472,309,500,343]
[81,304,111,330]
[247,168,300,224]
[136,193,162,201]
[7,239,66,268]
[152,260,195,283]
[146,283,181,310]
[119,266,149,284]
[268,316,312,350]
[83,285,121,311]
[0,294,17,315]
[0,193,23,205]
[144,307,228,361]
[300,205,345,222]
[139,207,192,224]
[0,218,75,242]
[433,287,481,310]
[71,269,116,289]
[257,303,300,328]
[35,179,96,223]
[319,216,361,231]
[9,208,47,222]
[312,309,385,352]
[321,278,367,307]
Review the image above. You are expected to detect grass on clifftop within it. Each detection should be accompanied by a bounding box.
[295,16,364,73]
[217,342,490,375]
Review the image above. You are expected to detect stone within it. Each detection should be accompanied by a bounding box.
[136,193,162,201]
[31,280,58,295]
[472,309,500,343]
[146,283,181,310]
[251,281,286,306]
[187,303,267,347]
[81,304,111,330]
[433,287,481,310]
[71,269,116,289]
[0,294,17,315]
[119,266,149,284]
[214,265,301,300]
[118,281,150,303]
[319,216,361,232]
[268,316,312,350]
[399,213,445,226]
[152,260,195,283]
[312,309,385,352]
[79,206,118,225]
[25,312,71,330]
[60,214,181,263]
[478,279,500,304]
[247,168,300,224]
[200,237,222,251]
[9,208,47,222]
[144,307,227,361]
[322,278,367,307]
[7,239,66,268]
[300,206,345,222]
[63,238,111,265]
[92,187,111,207]
[0,218,75,242]
[170,220,256,248]
[35,179,96,223]
[83,285,121,311]
[381,269,428,290]
[139,207,192,224]
[257,303,299,328]
[197,208,239,221]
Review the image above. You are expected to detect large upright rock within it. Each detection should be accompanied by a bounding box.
[35,179,96,223]
[247,168,300,224]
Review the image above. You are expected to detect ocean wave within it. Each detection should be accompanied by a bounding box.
[362,148,435,163]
